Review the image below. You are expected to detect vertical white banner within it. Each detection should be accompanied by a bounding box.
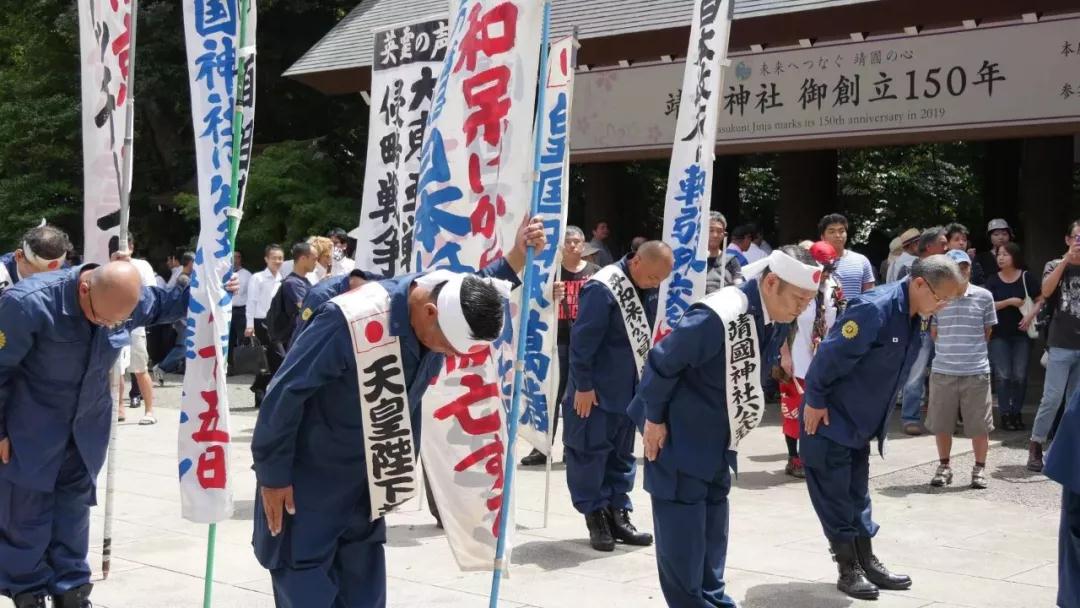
[413,0,544,571]
[518,35,575,454]
[177,0,257,524]
[355,18,450,277]
[78,0,134,264]
[653,0,733,342]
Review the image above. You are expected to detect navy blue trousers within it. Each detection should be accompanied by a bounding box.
[563,405,636,514]
[801,433,879,543]
[0,443,93,598]
[254,481,387,608]
[648,461,736,608]
[1060,489,1080,608]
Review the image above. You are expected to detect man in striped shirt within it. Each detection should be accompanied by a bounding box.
[818,214,875,298]
[926,250,998,489]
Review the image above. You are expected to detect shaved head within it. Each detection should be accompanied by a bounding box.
[78,262,143,328]
[629,241,674,289]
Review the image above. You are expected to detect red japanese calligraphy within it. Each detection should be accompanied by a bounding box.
[433,374,501,435]
[197,445,227,489]
[454,2,518,74]
[462,66,511,147]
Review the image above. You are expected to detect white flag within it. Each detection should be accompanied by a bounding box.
[654,0,733,343]
[177,0,257,524]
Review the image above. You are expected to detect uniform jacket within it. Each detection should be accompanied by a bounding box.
[802,278,924,453]
[627,280,785,481]
[568,257,658,415]
[1046,388,1080,494]
[0,265,189,491]
[292,270,382,343]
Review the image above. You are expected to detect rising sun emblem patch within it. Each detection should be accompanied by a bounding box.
[841,320,859,340]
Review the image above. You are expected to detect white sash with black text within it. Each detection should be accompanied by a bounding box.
[590,264,654,379]
[333,282,417,520]
[700,286,765,452]
[0,263,12,294]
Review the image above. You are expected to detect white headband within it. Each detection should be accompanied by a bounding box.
[22,240,65,272]
[415,269,512,354]
[741,250,823,291]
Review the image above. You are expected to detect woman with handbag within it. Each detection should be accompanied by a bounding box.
[984,242,1043,431]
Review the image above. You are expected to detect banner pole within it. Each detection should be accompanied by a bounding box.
[104,0,139,580]
[489,2,551,606]
[202,0,252,605]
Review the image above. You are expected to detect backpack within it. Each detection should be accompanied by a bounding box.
[264,285,293,345]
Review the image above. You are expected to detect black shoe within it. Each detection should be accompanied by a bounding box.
[53,583,93,608]
[253,389,265,409]
[607,506,653,546]
[855,537,912,590]
[520,449,547,466]
[585,509,615,552]
[1015,413,1026,431]
[830,541,879,600]
[13,592,47,608]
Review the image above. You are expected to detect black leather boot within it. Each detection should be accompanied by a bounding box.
[53,583,94,608]
[585,509,615,552]
[13,592,47,608]
[855,536,912,590]
[830,541,879,600]
[607,506,654,546]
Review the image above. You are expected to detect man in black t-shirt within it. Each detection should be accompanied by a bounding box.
[522,226,600,466]
[1028,220,1080,471]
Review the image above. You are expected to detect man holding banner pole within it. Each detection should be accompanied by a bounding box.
[250,217,544,607]
[564,242,673,552]
[629,246,821,607]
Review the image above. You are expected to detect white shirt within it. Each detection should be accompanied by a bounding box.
[331,255,356,278]
[130,259,158,337]
[246,268,283,329]
[232,267,252,308]
[166,266,182,288]
[888,252,916,283]
[792,279,841,378]
[743,242,768,264]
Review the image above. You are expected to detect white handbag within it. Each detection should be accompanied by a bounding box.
[1019,271,1040,340]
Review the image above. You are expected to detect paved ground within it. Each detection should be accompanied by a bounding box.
[1,374,1065,608]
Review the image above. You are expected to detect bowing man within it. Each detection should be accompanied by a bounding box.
[564,241,673,552]
[0,261,216,608]
[1044,383,1080,608]
[0,224,71,296]
[249,218,545,608]
[628,246,821,608]
[801,255,963,600]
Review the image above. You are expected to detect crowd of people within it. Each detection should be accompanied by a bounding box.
[1,212,1079,608]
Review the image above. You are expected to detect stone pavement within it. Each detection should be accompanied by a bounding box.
[1,375,1064,608]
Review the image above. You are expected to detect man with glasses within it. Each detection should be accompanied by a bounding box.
[0,260,236,608]
[801,255,964,600]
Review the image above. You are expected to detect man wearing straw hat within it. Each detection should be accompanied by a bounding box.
[250,218,544,607]
[801,254,964,600]
[0,224,72,296]
[628,245,822,608]
[0,260,236,608]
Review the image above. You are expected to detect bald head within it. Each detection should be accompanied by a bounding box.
[629,241,674,289]
[78,262,143,328]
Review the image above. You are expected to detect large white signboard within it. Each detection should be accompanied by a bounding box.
[572,16,1080,155]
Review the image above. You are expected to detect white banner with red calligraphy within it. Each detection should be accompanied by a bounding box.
[78,0,133,264]
[518,35,575,454]
[177,0,257,524]
[653,0,733,343]
[355,18,449,277]
[413,0,544,571]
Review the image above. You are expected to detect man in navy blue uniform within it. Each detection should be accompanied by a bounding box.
[250,218,545,608]
[1045,387,1080,608]
[0,225,71,295]
[293,268,379,342]
[0,261,208,608]
[801,254,964,600]
[628,246,822,608]
[564,241,674,552]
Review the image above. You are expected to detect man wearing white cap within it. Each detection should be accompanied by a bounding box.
[801,254,964,600]
[0,224,71,295]
[627,245,822,607]
[249,218,545,607]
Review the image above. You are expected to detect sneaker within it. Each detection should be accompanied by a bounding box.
[930,464,953,487]
[520,449,547,467]
[903,423,924,436]
[971,466,988,489]
[785,457,806,479]
[151,366,165,387]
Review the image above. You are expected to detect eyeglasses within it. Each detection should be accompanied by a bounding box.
[924,280,948,305]
[85,282,130,330]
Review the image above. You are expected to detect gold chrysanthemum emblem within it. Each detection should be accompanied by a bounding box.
[841,321,859,340]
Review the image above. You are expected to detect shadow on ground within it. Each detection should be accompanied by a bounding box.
[509,538,650,571]
[742,582,854,608]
